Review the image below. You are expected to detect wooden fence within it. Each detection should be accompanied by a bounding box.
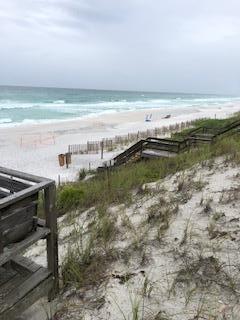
[68,120,196,155]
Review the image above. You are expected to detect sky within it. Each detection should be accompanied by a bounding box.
[0,0,240,94]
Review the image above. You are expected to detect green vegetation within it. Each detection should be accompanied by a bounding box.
[57,134,240,214]
[194,116,236,129]
[59,115,240,317]
[172,113,239,139]
[78,168,87,181]
[57,114,240,213]
[62,206,117,287]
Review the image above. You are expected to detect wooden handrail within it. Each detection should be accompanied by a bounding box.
[114,139,146,164]
[104,118,240,168]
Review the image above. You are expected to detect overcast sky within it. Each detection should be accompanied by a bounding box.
[0,0,240,94]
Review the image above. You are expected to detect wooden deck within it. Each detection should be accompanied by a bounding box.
[0,256,52,320]
[0,167,58,320]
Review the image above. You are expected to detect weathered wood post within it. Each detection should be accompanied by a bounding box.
[101,140,104,159]
[106,165,110,193]
[0,226,3,254]
[44,183,59,300]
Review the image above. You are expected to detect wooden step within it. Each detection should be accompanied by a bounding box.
[0,255,52,320]
[142,149,178,159]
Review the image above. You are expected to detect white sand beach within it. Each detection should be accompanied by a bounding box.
[1,103,239,182]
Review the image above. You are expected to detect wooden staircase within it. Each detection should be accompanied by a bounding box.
[98,118,240,170]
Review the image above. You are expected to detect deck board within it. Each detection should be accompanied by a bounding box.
[0,256,52,320]
[142,149,178,158]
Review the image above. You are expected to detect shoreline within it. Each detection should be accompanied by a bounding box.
[0,102,238,135]
[0,103,239,182]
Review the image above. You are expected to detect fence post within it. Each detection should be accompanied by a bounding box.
[101,140,104,159]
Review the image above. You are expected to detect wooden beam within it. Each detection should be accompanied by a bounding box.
[0,176,31,193]
[44,184,59,300]
[0,181,53,210]
[0,167,52,184]
[0,194,38,218]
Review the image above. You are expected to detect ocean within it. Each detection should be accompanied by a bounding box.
[0,85,239,126]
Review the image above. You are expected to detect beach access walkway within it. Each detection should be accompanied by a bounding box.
[98,118,240,169]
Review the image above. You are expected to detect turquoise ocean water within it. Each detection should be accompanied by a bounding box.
[0,86,239,126]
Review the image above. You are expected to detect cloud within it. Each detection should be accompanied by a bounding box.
[0,0,240,93]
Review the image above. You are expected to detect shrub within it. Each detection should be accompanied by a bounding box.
[78,168,87,181]
[57,186,84,212]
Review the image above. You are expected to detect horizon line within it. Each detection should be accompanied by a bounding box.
[0,83,234,97]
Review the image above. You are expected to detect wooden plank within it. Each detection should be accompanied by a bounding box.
[0,267,51,315]
[2,220,34,247]
[44,185,59,299]
[0,274,52,320]
[0,167,52,184]
[0,266,17,287]
[1,202,37,232]
[142,150,177,159]
[0,194,38,218]
[0,273,23,304]
[0,176,31,193]
[10,255,42,275]
[0,270,31,306]
[0,231,3,254]
[0,190,9,199]
[0,181,53,210]
[144,142,179,153]
[146,137,181,144]
[0,227,50,266]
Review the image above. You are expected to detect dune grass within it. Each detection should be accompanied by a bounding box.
[172,113,240,139]
[60,115,240,298]
[57,133,240,214]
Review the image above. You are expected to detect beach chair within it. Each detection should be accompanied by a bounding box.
[145,114,152,122]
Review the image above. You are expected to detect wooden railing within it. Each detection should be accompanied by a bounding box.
[0,167,58,319]
[99,118,240,169]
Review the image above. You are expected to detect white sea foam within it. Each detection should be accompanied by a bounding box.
[0,118,12,124]
[0,94,240,128]
[0,96,239,112]
[53,100,65,104]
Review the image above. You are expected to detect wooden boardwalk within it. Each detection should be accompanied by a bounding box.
[0,168,58,319]
[98,119,240,170]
